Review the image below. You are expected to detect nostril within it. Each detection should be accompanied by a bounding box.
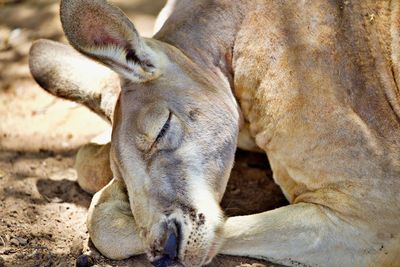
[164,220,180,259]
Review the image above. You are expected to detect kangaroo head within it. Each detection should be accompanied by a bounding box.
[48,0,239,265]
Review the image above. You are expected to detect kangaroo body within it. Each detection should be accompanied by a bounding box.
[29,0,400,266]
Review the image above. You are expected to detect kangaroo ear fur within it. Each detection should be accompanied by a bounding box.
[60,0,163,83]
[29,39,120,122]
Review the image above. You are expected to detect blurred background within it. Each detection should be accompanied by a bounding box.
[0,1,286,266]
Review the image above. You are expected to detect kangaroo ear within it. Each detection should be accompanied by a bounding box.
[60,0,162,83]
[29,39,119,123]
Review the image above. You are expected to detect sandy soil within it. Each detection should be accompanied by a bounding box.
[0,1,288,266]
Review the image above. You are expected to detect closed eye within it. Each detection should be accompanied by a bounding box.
[155,111,172,144]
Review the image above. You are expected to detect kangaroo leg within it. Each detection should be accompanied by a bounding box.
[87,177,145,260]
[220,203,375,267]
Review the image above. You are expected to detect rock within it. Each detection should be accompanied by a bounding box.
[16,237,27,245]
[10,238,19,246]
[52,197,63,203]
[76,254,94,267]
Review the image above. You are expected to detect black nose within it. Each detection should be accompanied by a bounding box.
[151,220,182,267]
[164,221,179,259]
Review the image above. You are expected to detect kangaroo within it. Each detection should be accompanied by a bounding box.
[29,0,400,266]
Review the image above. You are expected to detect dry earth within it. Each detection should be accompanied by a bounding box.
[0,1,288,266]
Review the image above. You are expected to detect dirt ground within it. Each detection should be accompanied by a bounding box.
[0,1,288,266]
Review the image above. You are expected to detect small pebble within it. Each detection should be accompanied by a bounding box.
[10,238,19,246]
[16,237,27,245]
[76,254,94,267]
